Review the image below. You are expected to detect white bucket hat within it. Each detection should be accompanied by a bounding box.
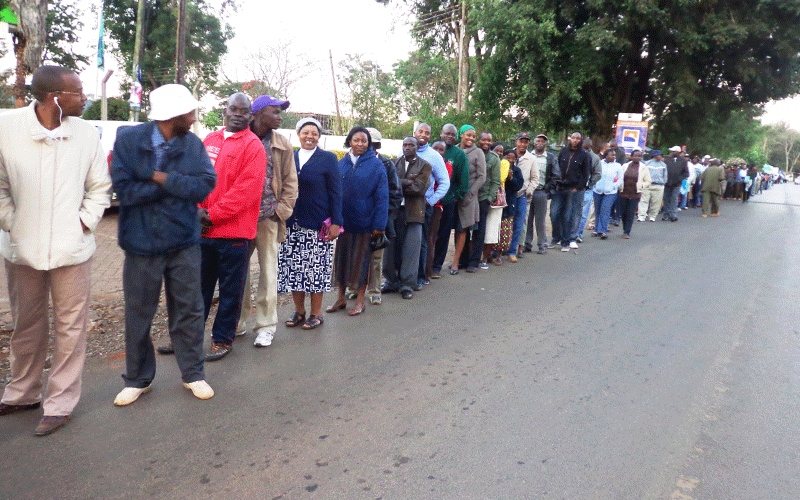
[148,84,199,121]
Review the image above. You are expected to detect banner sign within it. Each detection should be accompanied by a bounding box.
[615,120,649,154]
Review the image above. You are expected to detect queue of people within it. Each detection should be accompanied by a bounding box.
[0,68,767,437]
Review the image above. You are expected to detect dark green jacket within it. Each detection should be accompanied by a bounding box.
[441,145,469,205]
[479,150,502,202]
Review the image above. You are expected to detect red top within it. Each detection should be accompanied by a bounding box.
[200,128,266,239]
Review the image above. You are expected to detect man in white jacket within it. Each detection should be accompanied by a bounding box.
[0,66,111,436]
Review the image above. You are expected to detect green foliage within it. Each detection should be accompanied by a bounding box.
[392,49,457,118]
[103,0,233,95]
[81,98,143,121]
[339,54,399,130]
[44,0,90,71]
[764,122,800,173]
[201,109,222,130]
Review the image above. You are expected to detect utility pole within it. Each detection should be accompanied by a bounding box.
[174,0,187,84]
[101,69,113,121]
[456,1,468,112]
[129,0,146,121]
[329,49,343,135]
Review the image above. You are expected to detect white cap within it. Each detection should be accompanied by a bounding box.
[148,84,199,121]
[366,127,382,143]
[669,145,682,152]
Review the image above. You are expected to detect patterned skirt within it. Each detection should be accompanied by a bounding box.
[278,222,334,294]
[491,216,514,254]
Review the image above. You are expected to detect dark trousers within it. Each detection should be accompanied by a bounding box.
[662,185,680,219]
[691,182,702,207]
[550,190,581,247]
[425,204,443,278]
[417,203,433,281]
[384,211,423,292]
[201,237,250,346]
[432,201,456,272]
[618,196,639,235]
[122,245,206,388]
[610,195,622,223]
[460,199,490,269]
[524,190,548,250]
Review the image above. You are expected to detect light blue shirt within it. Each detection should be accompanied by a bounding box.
[404,143,450,206]
[593,160,624,195]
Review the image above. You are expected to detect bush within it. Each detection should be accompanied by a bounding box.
[83,98,143,121]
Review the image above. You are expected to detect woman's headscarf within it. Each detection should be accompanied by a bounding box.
[457,124,475,141]
[295,117,322,135]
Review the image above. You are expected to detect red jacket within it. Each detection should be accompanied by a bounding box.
[200,128,266,239]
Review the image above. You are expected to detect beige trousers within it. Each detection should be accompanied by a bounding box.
[238,218,279,334]
[2,259,91,416]
[638,184,664,220]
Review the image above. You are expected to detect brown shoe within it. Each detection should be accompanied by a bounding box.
[34,415,71,436]
[0,401,41,416]
[508,255,518,263]
[205,342,232,362]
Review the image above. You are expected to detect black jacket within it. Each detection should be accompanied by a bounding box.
[555,146,592,191]
[665,156,689,187]
[377,152,403,238]
[504,165,524,217]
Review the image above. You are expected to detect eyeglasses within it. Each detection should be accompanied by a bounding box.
[52,90,85,97]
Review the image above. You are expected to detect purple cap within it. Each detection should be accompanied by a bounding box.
[252,95,290,114]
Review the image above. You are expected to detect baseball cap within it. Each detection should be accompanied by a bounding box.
[147,84,199,121]
[252,95,290,114]
[517,132,531,140]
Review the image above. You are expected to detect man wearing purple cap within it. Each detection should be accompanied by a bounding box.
[236,95,297,348]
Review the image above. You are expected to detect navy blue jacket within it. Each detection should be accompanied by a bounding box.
[289,148,343,230]
[504,165,524,217]
[338,148,388,234]
[111,122,216,256]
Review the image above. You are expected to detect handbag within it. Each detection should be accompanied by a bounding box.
[491,186,507,207]
[369,233,389,252]
[318,217,332,240]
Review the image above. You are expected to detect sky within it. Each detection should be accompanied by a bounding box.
[1,0,798,129]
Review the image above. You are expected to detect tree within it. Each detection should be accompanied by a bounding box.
[44,0,90,70]
[8,0,47,107]
[239,41,318,100]
[467,0,800,142]
[83,97,144,121]
[339,54,399,129]
[392,48,457,118]
[765,122,800,173]
[103,0,233,97]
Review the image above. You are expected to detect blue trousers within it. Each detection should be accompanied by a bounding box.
[508,195,527,256]
[551,190,582,247]
[592,192,617,235]
[201,237,250,346]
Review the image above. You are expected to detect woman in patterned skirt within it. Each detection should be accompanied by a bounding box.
[278,118,343,330]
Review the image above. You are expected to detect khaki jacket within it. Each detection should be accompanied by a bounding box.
[269,131,299,242]
[395,156,432,224]
[618,162,652,194]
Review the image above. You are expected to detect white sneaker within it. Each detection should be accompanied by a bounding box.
[648,217,656,222]
[569,241,579,249]
[254,328,274,347]
[561,246,570,252]
[114,385,151,406]
[182,380,214,400]
[637,218,645,222]
[235,329,247,337]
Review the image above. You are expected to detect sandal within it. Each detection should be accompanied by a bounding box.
[285,311,306,327]
[325,301,347,313]
[369,295,382,305]
[301,315,324,330]
[344,291,357,300]
[348,304,365,316]
[449,268,459,275]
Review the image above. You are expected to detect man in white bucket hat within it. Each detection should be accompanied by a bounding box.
[110,83,217,406]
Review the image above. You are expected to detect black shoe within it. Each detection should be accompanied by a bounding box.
[205,342,232,362]
[380,283,397,293]
[575,237,583,244]
[537,247,547,254]
[401,290,413,299]
[414,280,424,291]
[156,343,174,355]
[0,401,41,416]
[523,246,533,253]
[670,217,678,222]
[465,266,478,273]
[662,217,669,221]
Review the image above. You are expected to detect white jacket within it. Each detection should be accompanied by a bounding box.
[0,103,111,270]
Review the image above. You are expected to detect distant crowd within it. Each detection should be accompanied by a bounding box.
[0,65,779,437]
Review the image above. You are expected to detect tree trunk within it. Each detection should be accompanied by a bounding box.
[13,33,26,108]
[456,1,469,112]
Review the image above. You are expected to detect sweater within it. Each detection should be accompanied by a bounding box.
[0,102,112,269]
[200,128,267,240]
[416,144,450,206]
[338,148,388,233]
[289,148,343,230]
[111,122,216,257]
[593,160,625,195]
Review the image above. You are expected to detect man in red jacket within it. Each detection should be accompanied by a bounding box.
[199,93,266,361]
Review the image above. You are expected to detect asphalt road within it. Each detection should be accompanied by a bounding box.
[2,184,799,500]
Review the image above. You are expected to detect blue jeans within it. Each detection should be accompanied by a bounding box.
[592,192,617,235]
[200,237,250,346]
[508,195,527,256]
[551,190,582,247]
[575,190,594,238]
